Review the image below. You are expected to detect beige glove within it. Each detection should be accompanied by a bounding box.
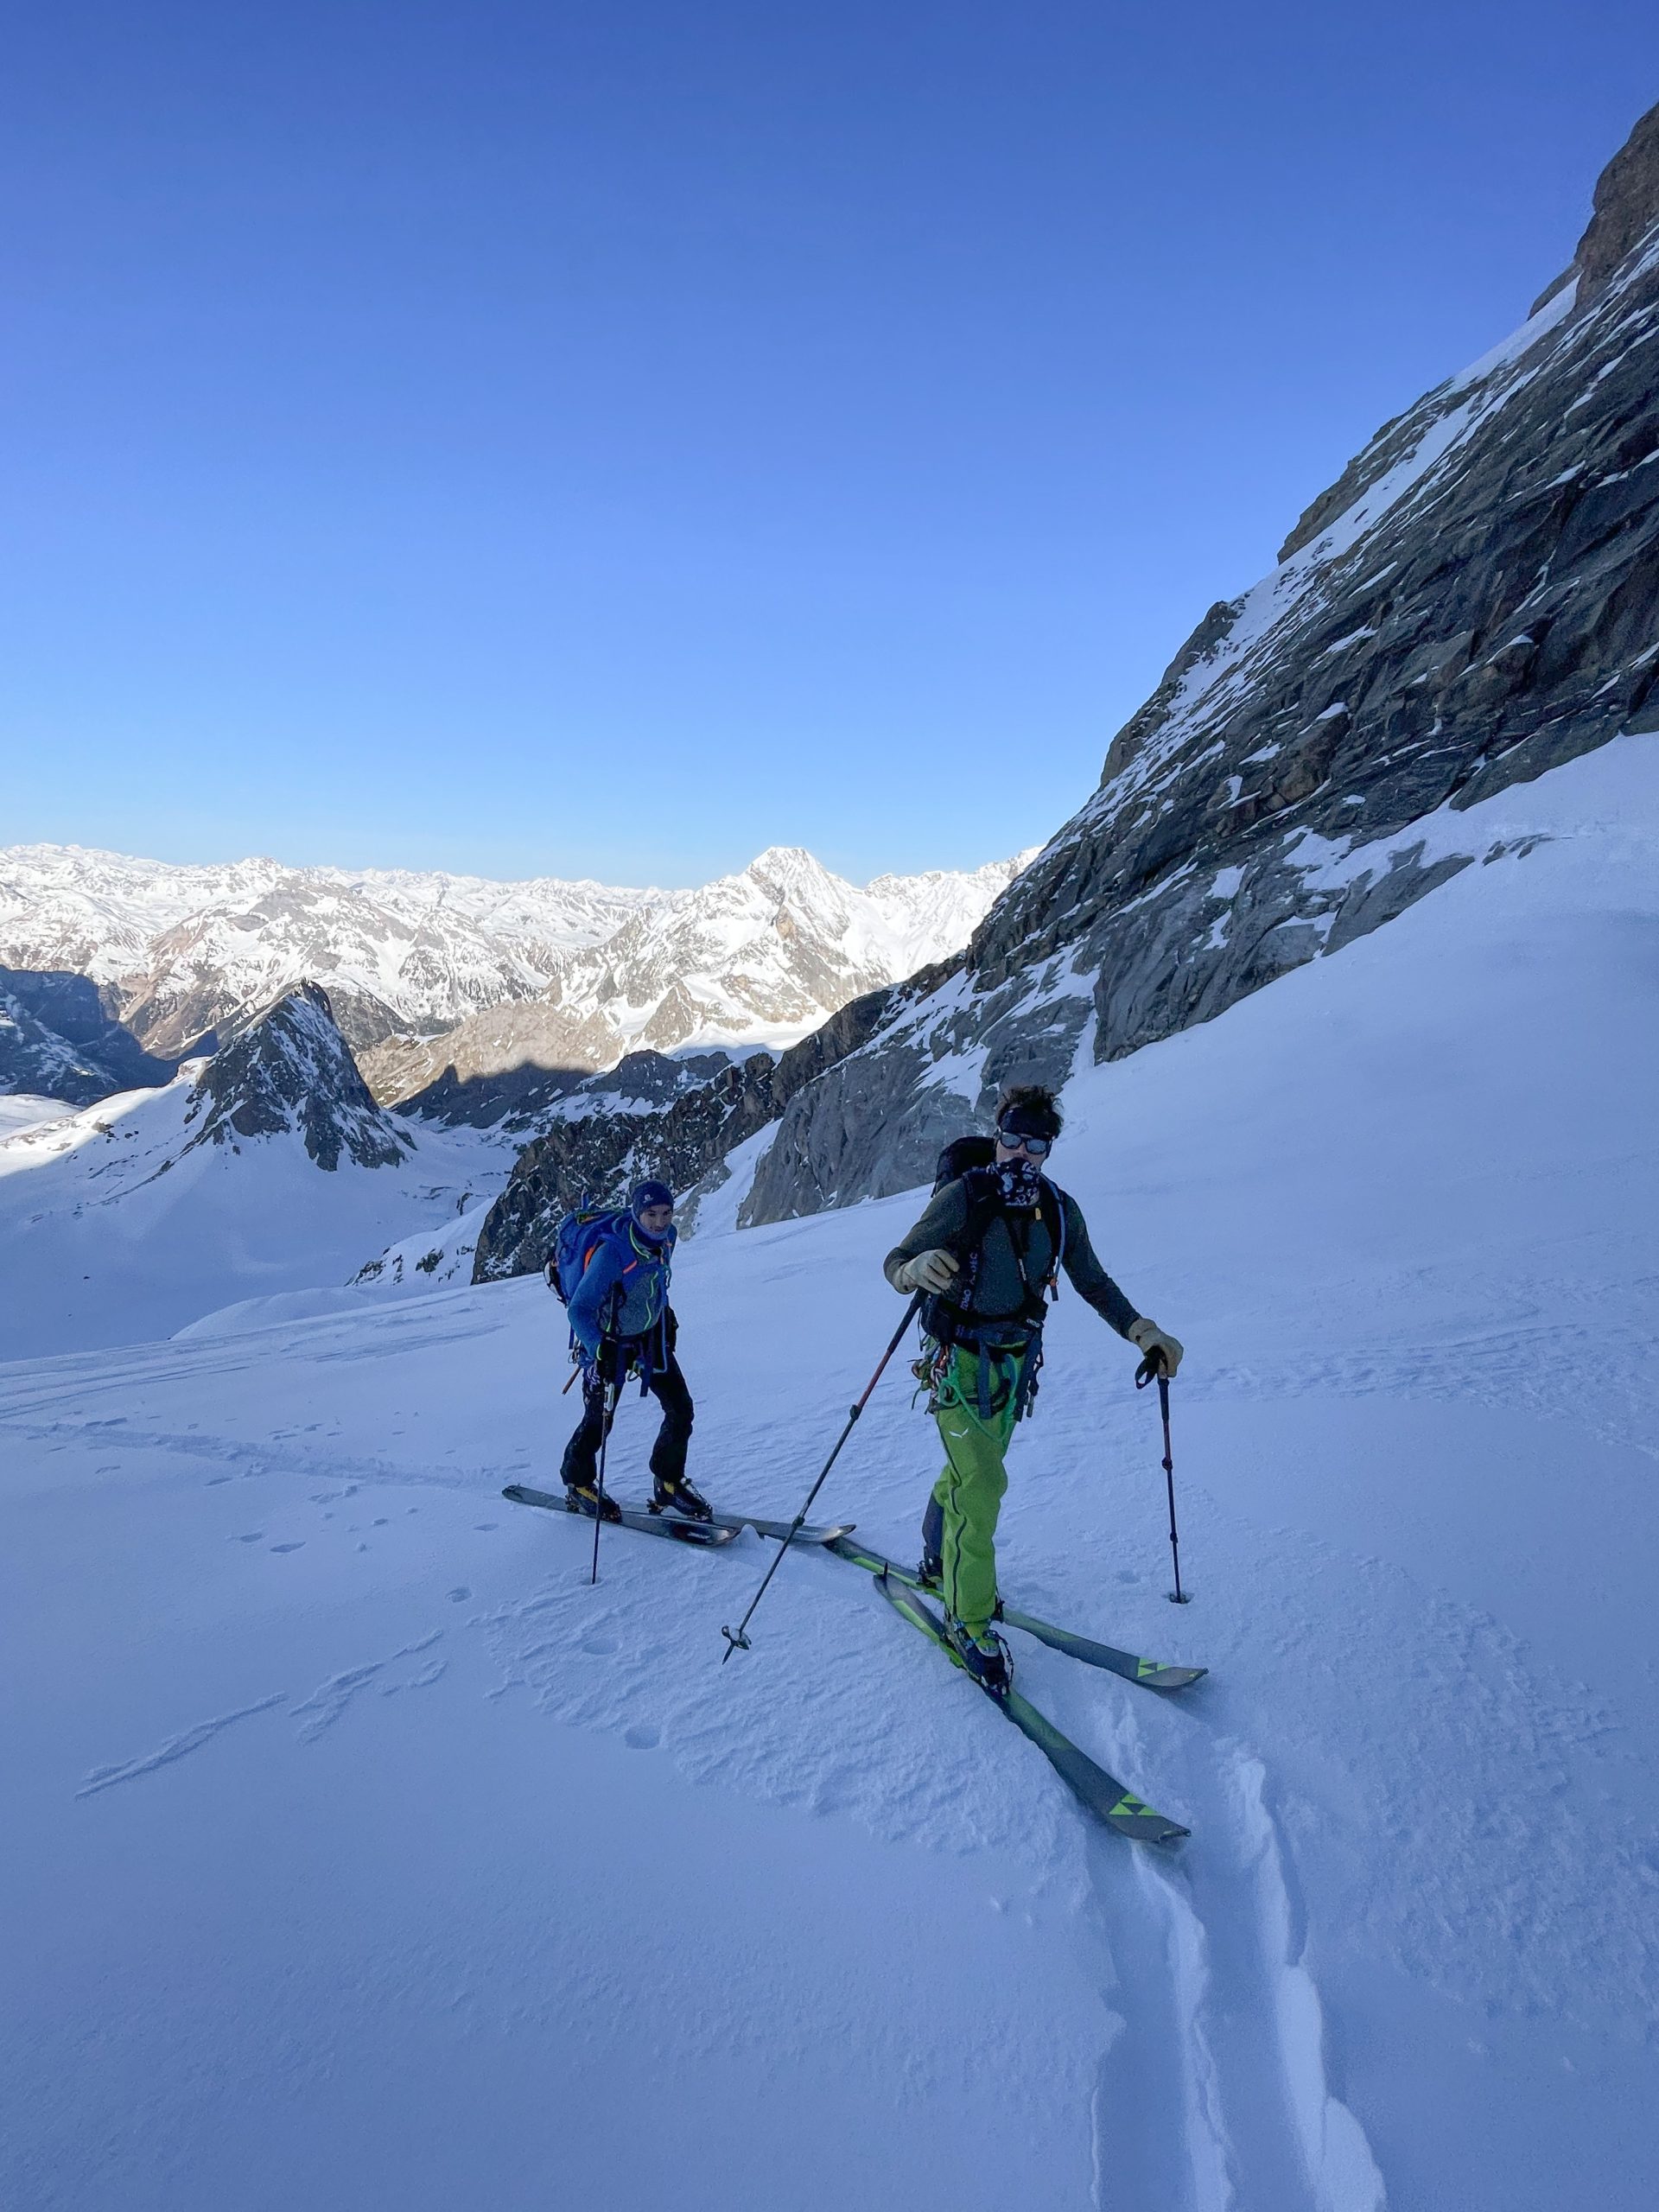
[1129,1317,1184,1377]
[894,1249,960,1296]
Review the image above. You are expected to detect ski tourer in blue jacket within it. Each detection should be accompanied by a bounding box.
[559,1179,709,1523]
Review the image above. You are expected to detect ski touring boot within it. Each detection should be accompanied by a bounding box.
[944,1612,1014,1698]
[918,1496,944,1589]
[563,1478,622,1522]
[649,1471,714,1522]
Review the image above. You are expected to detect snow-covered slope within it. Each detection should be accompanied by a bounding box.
[4,732,1655,2209]
[0,840,1028,1080]
[0,1046,514,1362]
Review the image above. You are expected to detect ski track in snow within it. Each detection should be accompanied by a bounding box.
[73,1631,454,1791]
[17,1368,1404,2209]
[14,1322,1649,2206]
[76,1694,289,1797]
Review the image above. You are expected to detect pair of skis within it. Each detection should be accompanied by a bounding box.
[501,1484,1198,1844]
[500,1484,854,1550]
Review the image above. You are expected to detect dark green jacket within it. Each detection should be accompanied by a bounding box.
[884,1178,1140,1338]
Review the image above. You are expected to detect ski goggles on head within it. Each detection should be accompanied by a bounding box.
[995,1127,1052,1157]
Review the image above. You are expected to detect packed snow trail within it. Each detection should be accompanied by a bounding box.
[5,738,1659,2209]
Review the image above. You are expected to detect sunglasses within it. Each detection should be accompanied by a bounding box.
[996,1128,1052,1158]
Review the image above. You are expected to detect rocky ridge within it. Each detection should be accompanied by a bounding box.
[468,96,1659,1273]
[732,99,1659,1224]
[182,983,413,1172]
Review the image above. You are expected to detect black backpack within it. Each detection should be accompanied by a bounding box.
[918,1135,1066,1349]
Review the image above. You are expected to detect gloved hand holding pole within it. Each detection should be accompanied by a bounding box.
[1135,1342,1189,1603]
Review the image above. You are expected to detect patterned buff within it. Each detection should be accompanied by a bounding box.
[995,1156,1043,1209]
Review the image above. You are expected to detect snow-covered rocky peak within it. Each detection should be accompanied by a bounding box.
[183,983,412,1171]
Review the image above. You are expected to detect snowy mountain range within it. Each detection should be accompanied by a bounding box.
[0,841,1029,1105]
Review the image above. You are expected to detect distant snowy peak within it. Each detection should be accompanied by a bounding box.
[541,842,1035,1058]
[184,983,411,1171]
[360,842,1032,1121]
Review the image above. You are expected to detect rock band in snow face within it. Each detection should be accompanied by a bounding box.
[548,1084,1182,1699]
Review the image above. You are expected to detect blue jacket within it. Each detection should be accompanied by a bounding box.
[567,1220,675,1362]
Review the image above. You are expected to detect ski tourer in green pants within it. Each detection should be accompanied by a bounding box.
[884,1084,1183,1695]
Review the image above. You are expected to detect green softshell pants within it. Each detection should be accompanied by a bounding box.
[931,1345,1022,1638]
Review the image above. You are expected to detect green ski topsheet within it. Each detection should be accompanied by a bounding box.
[877,1574,1189,1844]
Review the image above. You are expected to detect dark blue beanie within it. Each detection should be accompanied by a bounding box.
[632,1179,674,1216]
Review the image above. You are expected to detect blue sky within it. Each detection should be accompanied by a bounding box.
[3,3,1655,886]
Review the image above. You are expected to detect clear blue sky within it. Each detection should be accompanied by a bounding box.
[3,3,1655,887]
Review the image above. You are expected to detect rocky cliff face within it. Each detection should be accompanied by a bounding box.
[470,967,951,1279]
[182,983,413,1171]
[723,99,1659,1224]
[0,968,178,1105]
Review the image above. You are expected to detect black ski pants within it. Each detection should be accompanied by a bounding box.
[560,1345,694,1493]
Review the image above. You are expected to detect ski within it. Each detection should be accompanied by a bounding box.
[877,1574,1188,1843]
[705,1510,857,1545]
[828,1536,1205,1691]
[502,1484,739,1548]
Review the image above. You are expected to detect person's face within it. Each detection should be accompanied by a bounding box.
[639,1202,674,1237]
[995,1130,1052,1166]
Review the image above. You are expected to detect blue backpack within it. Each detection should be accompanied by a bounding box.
[547,1205,632,1307]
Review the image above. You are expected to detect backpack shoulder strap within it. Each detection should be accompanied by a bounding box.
[1039,1180,1067,1275]
[944,1168,1003,1262]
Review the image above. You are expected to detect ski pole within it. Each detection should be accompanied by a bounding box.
[588,1281,624,1585]
[590,1370,617,1586]
[721,1294,921,1661]
[1135,1351,1189,1604]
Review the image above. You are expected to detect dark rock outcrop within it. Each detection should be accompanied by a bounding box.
[0,967,177,1105]
[470,969,953,1279]
[183,982,413,1171]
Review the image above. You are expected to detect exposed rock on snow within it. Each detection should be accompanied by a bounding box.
[183,983,412,1171]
